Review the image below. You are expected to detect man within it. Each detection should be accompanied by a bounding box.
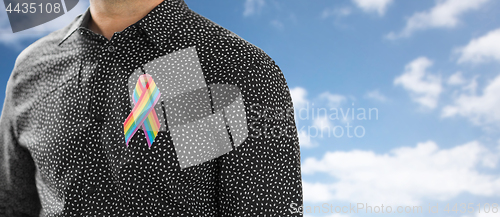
[0,0,303,216]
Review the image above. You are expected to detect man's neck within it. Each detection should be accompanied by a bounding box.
[88,0,165,40]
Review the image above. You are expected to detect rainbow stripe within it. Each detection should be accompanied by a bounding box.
[124,74,161,147]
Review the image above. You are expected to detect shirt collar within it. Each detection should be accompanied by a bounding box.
[58,0,189,47]
[58,6,91,46]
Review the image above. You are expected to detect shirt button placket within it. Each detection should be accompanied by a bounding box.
[82,45,107,210]
[86,184,96,195]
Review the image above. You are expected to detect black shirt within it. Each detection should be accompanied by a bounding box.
[0,0,303,216]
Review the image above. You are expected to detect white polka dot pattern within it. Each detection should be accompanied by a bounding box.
[0,0,303,216]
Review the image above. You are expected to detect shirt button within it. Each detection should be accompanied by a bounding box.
[108,45,115,52]
[95,114,104,122]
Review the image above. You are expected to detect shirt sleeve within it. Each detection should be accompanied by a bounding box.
[216,56,303,216]
[0,64,41,217]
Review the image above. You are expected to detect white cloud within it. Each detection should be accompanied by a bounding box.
[290,87,309,110]
[270,19,284,30]
[457,28,500,64]
[243,0,265,17]
[351,0,393,16]
[325,214,351,217]
[302,141,500,206]
[394,57,442,109]
[463,211,500,217]
[463,75,479,95]
[447,71,466,85]
[305,214,350,217]
[0,0,89,49]
[364,89,388,102]
[321,7,352,19]
[298,130,317,148]
[319,92,347,108]
[290,88,347,110]
[387,0,491,39]
[442,74,500,127]
[291,87,318,148]
[313,115,333,133]
[291,87,350,148]
[303,182,335,203]
[476,211,500,217]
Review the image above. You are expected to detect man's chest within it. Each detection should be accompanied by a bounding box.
[23,45,249,193]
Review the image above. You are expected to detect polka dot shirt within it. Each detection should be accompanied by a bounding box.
[0,0,303,216]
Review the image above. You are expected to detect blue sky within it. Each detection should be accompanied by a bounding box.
[2,0,500,216]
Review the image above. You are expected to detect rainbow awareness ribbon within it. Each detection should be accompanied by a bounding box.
[123,74,161,147]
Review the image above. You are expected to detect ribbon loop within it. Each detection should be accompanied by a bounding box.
[123,74,161,147]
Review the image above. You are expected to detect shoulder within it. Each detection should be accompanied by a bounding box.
[7,14,83,106]
[182,10,292,108]
[14,14,81,74]
[184,9,274,64]
[183,9,282,78]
